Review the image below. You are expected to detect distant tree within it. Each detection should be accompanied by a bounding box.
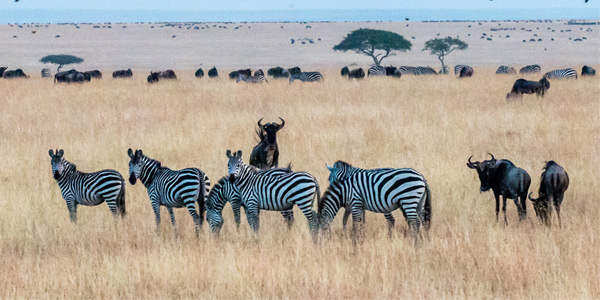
[422,37,468,74]
[333,28,412,67]
[39,54,84,72]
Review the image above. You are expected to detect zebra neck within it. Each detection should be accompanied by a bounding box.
[56,163,78,186]
[207,183,226,209]
[235,163,259,186]
[139,158,161,187]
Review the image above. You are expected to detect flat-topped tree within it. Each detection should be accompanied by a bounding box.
[422,37,468,74]
[333,28,412,67]
[40,54,84,72]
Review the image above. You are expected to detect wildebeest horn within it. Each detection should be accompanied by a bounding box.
[277,117,285,129]
[488,153,495,161]
[257,118,264,128]
[467,155,478,168]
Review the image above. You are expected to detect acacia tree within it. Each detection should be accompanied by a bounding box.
[39,54,84,72]
[422,37,468,74]
[333,28,412,67]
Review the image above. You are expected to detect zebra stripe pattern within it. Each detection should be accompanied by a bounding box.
[367,66,386,76]
[289,71,323,82]
[414,66,437,75]
[397,66,417,75]
[454,65,468,75]
[543,68,578,80]
[236,74,268,84]
[49,149,126,223]
[127,149,209,236]
[226,150,320,239]
[496,66,517,74]
[520,64,541,74]
[319,168,432,242]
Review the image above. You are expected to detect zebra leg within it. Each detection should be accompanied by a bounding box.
[297,202,318,242]
[384,213,395,238]
[230,200,242,230]
[350,206,364,244]
[183,198,202,237]
[104,195,119,217]
[342,208,351,232]
[167,206,177,235]
[280,209,294,230]
[246,205,260,233]
[407,218,421,245]
[151,201,161,232]
[67,200,77,223]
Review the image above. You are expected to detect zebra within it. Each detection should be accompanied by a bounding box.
[41,68,51,78]
[226,150,320,240]
[127,149,210,236]
[326,161,396,235]
[519,64,541,74]
[454,65,469,75]
[289,71,323,82]
[49,149,126,223]
[414,66,437,75]
[367,66,386,76]
[206,167,295,234]
[236,73,268,84]
[496,66,517,74]
[543,68,578,79]
[397,66,417,75]
[319,168,432,243]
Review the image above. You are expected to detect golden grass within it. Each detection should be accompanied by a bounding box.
[0,70,599,299]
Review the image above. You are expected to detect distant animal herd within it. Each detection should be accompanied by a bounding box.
[48,114,570,245]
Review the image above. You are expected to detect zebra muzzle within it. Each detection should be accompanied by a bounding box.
[228,174,236,183]
[128,173,137,185]
[53,171,60,180]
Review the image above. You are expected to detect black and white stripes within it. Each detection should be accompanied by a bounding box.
[544,68,578,80]
[519,64,541,74]
[367,66,387,77]
[49,149,126,223]
[289,71,323,82]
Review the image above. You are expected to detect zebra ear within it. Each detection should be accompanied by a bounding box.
[128,148,134,158]
[326,164,334,171]
[48,149,54,157]
[236,150,242,158]
[57,149,64,158]
[136,149,143,157]
[226,150,232,158]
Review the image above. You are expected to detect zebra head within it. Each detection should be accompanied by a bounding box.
[326,160,350,184]
[48,149,65,180]
[127,148,144,185]
[226,149,244,183]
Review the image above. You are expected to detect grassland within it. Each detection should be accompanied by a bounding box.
[0,70,599,299]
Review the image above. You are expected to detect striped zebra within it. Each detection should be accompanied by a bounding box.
[49,149,126,223]
[496,65,517,74]
[326,161,396,235]
[226,150,320,239]
[519,64,541,74]
[415,66,437,75]
[289,71,323,82]
[397,66,417,75]
[543,68,577,79]
[41,68,51,78]
[236,73,268,83]
[454,65,469,75]
[319,168,432,243]
[127,149,210,236]
[367,66,386,77]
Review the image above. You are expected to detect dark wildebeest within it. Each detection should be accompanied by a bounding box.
[385,66,400,77]
[208,67,218,78]
[229,69,251,80]
[82,72,91,82]
[459,66,474,78]
[581,65,596,77]
[348,68,365,79]
[287,67,301,76]
[506,77,550,100]
[147,71,159,83]
[0,66,7,77]
[195,68,204,78]
[55,69,85,83]
[249,118,285,169]
[3,68,28,78]
[528,161,569,227]
[341,66,350,76]
[467,154,531,224]
[113,68,132,78]
[158,69,177,79]
[267,66,290,78]
[84,70,102,78]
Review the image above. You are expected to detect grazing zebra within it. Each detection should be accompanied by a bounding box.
[49,149,126,223]
[543,68,578,79]
[326,161,396,235]
[289,71,323,82]
[206,167,295,234]
[226,150,320,240]
[415,66,437,75]
[454,65,469,75]
[127,149,209,236]
[236,73,268,83]
[496,66,517,74]
[397,66,417,75]
[519,64,541,74]
[367,66,386,76]
[319,168,432,243]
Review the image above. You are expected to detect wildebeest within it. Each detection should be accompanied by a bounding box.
[341,66,350,76]
[249,118,285,169]
[385,66,400,77]
[0,66,6,77]
[3,68,28,78]
[112,68,132,78]
[195,68,204,78]
[458,66,474,78]
[55,69,86,83]
[519,64,541,74]
[147,72,159,83]
[267,66,290,78]
[147,70,177,83]
[506,77,550,100]
[528,161,569,227]
[229,69,251,80]
[287,66,301,76]
[581,65,596,77]
[348,68,365,79]
[254,69,264,77]
[84,70,102,78]
[467,154,531,224]
[208,67,218,78]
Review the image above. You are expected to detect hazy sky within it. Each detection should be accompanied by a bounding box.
[3,0,599,11]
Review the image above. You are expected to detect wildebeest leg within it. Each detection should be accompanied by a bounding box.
[554,195,563,228]
[167,206,178,235]
[514,198,523,222]
[494,193,500,222]
[280,209,294,229]
[502,196,508,225]
[384,213,395,238]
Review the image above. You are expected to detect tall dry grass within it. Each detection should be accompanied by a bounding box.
[0,70,598,299]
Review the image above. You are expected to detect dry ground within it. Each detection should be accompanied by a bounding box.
[0,69,599,299]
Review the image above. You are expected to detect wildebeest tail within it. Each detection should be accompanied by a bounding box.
[419,182,432,231]
[117,180,126,217]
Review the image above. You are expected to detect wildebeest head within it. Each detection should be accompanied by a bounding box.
[258,117,285,148]
[127,148,144,185]
[528,192,550,224]
[0,66,7,77]
[48,149,65,180]
[226,149,244,183]
[466,153,498,192]
[147,72,159,83]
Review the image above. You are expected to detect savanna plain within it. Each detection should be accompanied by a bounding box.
[1,20,600,299]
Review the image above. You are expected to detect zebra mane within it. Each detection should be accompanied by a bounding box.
[142,155,162,169]
[333,160,352,169]
[255,127,266,143]
[207,176,229,208]
[63,159,77,172]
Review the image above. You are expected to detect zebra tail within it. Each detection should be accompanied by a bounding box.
[315,178,321,229]
[117,181,126,217]
[198,173,209,223]
[420,182,432,231]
